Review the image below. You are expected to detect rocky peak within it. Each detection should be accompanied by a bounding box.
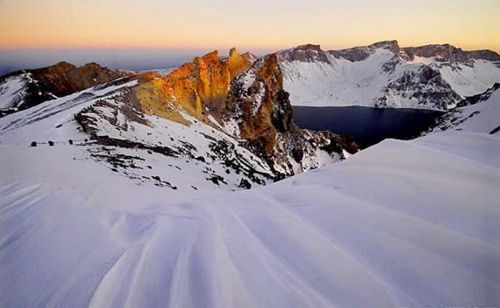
[134,48,254,125]
[130,49,349,176]
[330,40,400,62]
[369,40,400,53]
[469,50,500,62]
[295,44,322,52]
[228,48,254,78]
[276,44,330,63]
[32,61,128,97]
[402,44,471,63]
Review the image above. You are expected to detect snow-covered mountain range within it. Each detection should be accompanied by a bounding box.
[278,41,500,110]
[0,49,352,192]
[1,42,500,307]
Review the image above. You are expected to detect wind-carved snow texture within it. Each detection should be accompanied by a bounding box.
[1,89,500,306]
[0,129,499,307]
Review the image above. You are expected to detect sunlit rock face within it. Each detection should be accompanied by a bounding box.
[134,49,254,124]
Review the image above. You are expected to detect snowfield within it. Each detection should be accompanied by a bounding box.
[1,126,499,307]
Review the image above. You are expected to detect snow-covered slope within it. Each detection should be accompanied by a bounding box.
[1,127,499,307]
[430,83,500,134]
[0,73,31,110]
[0,77,277,192]
[278,42,500,110]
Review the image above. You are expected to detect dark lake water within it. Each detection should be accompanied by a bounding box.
[293,106,444,147]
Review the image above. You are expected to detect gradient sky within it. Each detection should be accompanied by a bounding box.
[0,0,499,72]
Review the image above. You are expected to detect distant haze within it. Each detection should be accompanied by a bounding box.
[0,48,272,75]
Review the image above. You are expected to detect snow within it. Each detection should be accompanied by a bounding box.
[0,74,29,110]
[411,56,437,65]
[281,49,500,110]
[1,54,499,306]
[281,49,395,108]
[1,124,499,307]
[251,82,265,115]
[0,77,278,192]
[430,87,500,134]
[0,78,138,145]
[438,60,500,97]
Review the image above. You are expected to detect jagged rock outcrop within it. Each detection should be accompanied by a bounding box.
[134,49,254,124]
[226,54,347,175]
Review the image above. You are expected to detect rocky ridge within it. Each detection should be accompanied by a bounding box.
[277,41,500,110]
[0,62,129,116]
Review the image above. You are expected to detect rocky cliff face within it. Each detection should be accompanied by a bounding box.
[134,48,253,125]
[402,44,500,64]
[226,54,345,175]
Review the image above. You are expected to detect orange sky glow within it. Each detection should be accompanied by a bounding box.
[0,0,499,52]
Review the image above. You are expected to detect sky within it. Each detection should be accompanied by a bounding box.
[0,0,499,73]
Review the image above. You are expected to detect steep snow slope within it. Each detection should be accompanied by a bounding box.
[432,59,500,97]
[1,127,499,307]
[430,84,500,134]
[280,49,396,107]
[278,42,500,110]
[0,74,30,110]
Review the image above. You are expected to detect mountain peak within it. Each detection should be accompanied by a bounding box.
[227,48,252,78]
[277,44,329,63]
[295,44,322,52]
[369,40,400,53]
